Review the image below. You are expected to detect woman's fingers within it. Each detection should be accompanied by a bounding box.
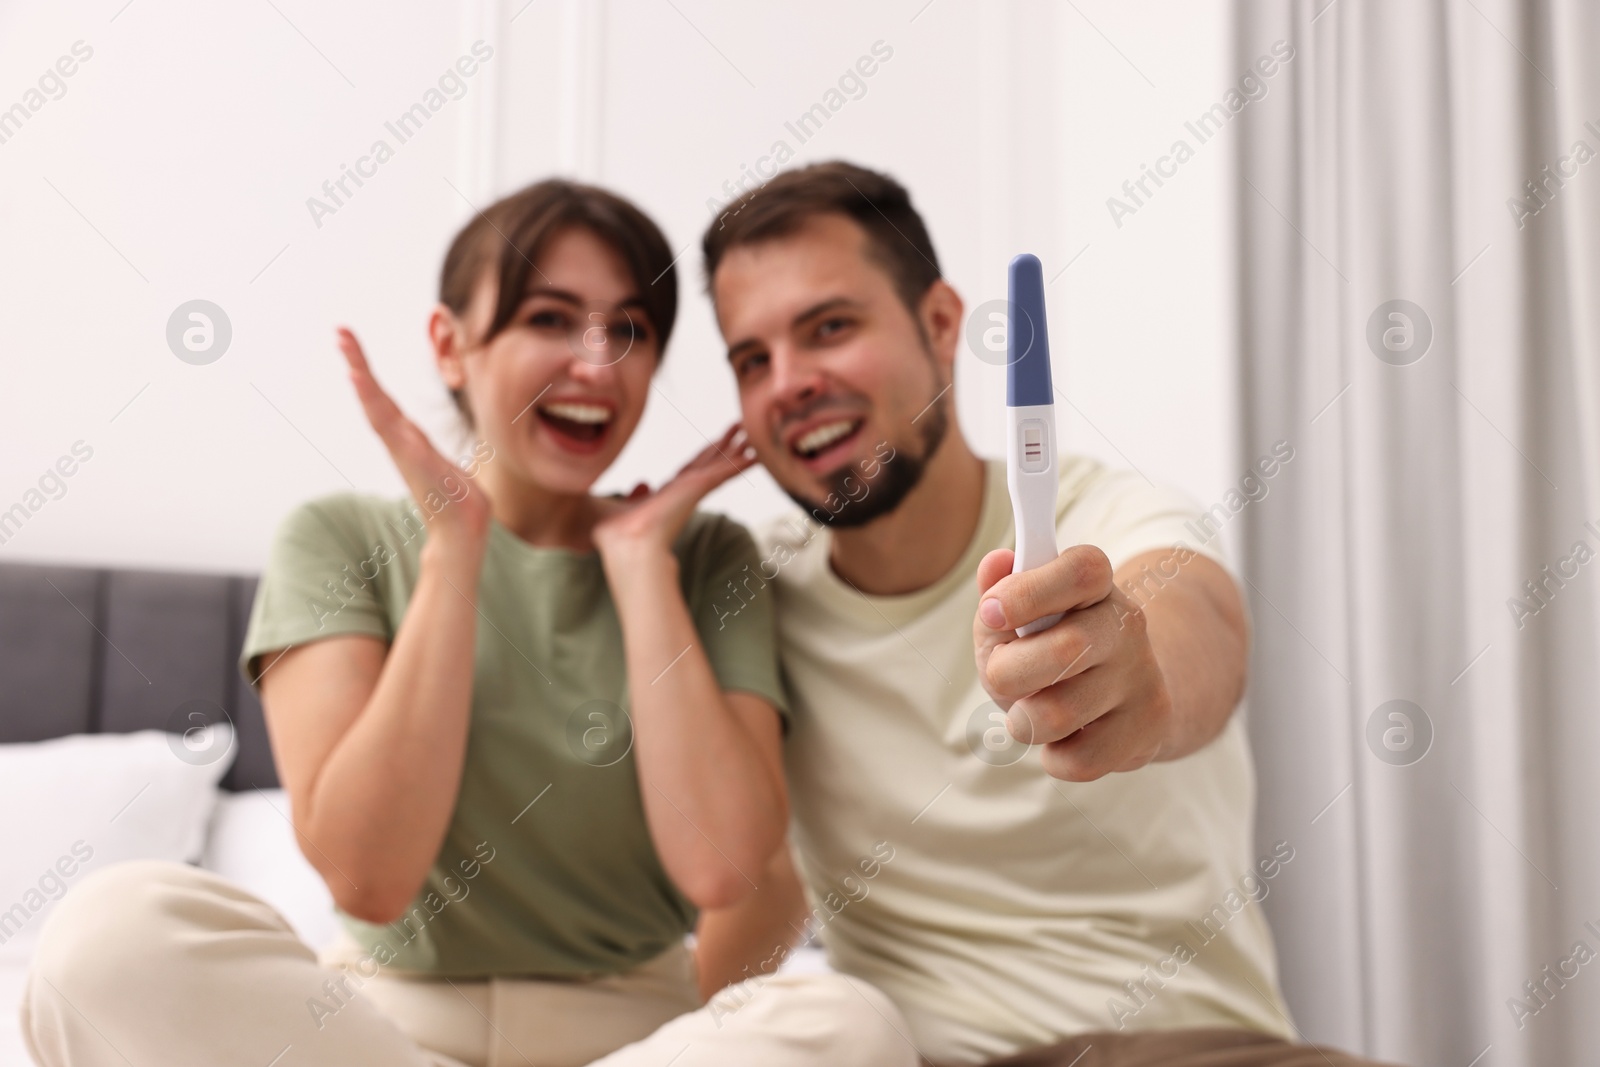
[679,431,755,494]
[619,426,750,525]
[335,326,370,373]
[723,422,752,458]
[336,327,487,539]
[337,328,430,450]
[337,328,412,444]
[684,423,755,480]
[591,424,759,556]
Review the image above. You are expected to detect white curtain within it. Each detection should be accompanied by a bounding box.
[1233,1,1600,1065]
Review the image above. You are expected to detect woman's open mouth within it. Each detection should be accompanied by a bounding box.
[535,400,614,454]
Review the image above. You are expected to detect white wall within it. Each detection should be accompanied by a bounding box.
[0,0,1240,574]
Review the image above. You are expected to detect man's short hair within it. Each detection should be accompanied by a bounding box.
[700,161,943,319]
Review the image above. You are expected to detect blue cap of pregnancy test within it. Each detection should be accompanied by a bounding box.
[1006,253,1052,407]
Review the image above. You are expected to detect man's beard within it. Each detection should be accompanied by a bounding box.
[785,382,950,530]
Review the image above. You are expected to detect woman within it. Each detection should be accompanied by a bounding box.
[22,180,825,1067]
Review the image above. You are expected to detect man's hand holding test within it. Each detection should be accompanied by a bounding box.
[974,543,1249,782]
[973,253,1252,783]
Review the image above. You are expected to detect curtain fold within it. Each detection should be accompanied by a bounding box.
[1234,1,1600,1064]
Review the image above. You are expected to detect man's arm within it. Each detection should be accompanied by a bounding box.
[974,544,1248,781]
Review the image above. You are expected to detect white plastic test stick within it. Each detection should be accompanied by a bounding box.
[1005,253,1063,637]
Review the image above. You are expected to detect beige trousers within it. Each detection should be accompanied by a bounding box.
[21,861,920,1067]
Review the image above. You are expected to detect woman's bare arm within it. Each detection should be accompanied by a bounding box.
[258,533,483,922]
[595,426,790,910]
[256,328,492,923]
[693,846,811,1000]
[605,552,788,908]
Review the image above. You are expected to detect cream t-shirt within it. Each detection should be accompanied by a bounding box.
[759,456,1295,1065]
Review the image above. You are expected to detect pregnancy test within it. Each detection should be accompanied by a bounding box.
[1005,253,1063,637]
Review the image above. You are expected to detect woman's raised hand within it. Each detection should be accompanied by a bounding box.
[336,327,492,553]
[592,423,755,562]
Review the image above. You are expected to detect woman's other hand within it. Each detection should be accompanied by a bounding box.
[592,423,754,565]
[591,420,787,907]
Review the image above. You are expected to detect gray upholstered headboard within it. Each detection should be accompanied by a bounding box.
[0,561,278,791]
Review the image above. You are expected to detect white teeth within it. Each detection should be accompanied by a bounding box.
[540,401,612,424]
[794,419,857,457]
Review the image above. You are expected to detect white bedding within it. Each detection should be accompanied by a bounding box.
[0,729,234,1066]
[197,787,338,951]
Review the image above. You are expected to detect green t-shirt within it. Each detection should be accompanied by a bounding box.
[239,493,787,978]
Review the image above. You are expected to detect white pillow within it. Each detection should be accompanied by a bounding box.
[200,788,338,950]
[0,725,234,964]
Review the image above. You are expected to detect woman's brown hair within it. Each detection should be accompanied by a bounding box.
[438,179,678,423]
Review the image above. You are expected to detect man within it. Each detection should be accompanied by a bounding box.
[634,161,1393,1067]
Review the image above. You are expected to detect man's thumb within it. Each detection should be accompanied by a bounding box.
[976,549,1014,599]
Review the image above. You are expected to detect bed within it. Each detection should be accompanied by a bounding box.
[0,560,327,1064]
[0,561,276,787]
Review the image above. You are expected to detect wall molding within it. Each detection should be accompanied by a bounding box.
[556,0,606,179]
[458,0,503,202]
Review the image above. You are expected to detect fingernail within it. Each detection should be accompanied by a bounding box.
[979,598,1006,629]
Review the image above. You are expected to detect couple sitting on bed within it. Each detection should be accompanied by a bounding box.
[21,162,1394,1067]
